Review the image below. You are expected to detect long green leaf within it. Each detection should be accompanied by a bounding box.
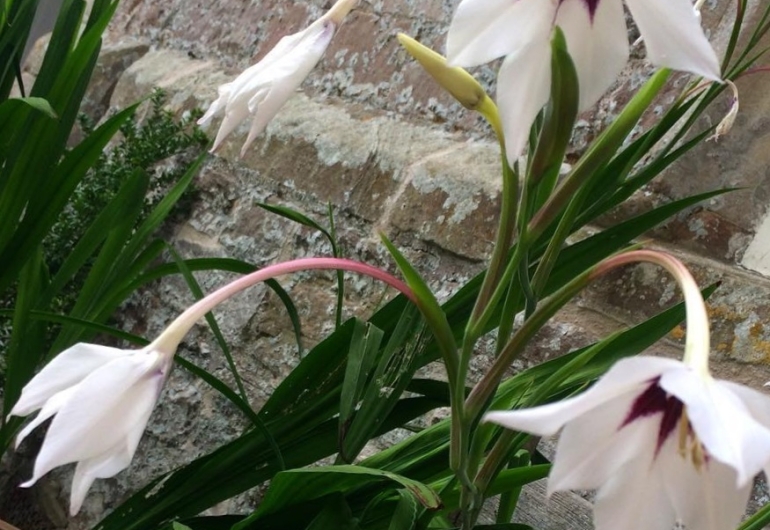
[0,103,140,293]
[49,170,149,353]
[94,396,442,530]
[233,465,440,529]
[339,319,385,446]
[44,167,148,302]
[387,489,419,530]
[342,306,423,463]
[0,248,46,448]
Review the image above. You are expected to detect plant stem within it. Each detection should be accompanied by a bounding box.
[153,257,414,355]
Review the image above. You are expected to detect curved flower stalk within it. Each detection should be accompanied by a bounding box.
[446,0,722,163]
[197,0,358,157]
[9,257,413,515]
[485,251,770,530]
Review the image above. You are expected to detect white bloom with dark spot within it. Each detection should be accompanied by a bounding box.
[485,251,770,530]
[487,357,770,530]
[446,0,722,162]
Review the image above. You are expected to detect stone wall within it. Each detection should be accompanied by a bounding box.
[4,1,770,528]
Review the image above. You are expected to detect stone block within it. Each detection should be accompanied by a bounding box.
[81,37,150,122]
[389,141,502,261]
[110,49,230,116]
[205,93,463,224]
[579,248,770,388]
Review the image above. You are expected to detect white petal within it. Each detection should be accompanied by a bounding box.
[496,40,552,162]
[69,463,97,516]
[197,82,233,127]
[720,381,770,480]
[556,0,629,110]
[625,0,721,80]
[446,0,553,67]
[211,101,252,152]
[68,421,149,515]
[25,353,165,485]
[15,386,78,449]
[548,389,656,492]
[210,19,334,153]
[660,369,770,485]
[239,21,334,156]
[9,343,130,418]
[718,380,770,428]
[661,441,751,530]
[485,356,679,435]
[241,88,272,157]
[593,450,676,530]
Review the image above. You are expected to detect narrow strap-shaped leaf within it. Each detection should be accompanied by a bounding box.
[1,247,47,423]
[43,167,148,302]
[166,245,250,403]
[339,319,384,453]
[48,170,149,353]
[380,234,458,384]
[233,465,440,529]
[256,202,333,241]
[0,96,56,129]
[387,489,418,530]
[305,494,360,530]
[0,103,140,294]
[342,307,422,463]
[165,247,286,469]
[264,278,304,356]
[173,356,286,471]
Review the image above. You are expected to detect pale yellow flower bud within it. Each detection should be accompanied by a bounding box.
[396,33,488,112]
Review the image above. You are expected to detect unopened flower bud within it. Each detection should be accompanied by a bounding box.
[397,33,488,112]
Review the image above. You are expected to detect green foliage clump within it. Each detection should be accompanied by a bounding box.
[46,89,208,279]
[0,89,208,372]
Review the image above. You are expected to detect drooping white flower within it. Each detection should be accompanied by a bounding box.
[198,0,358,157]
[446,0,722,162]
[9,342,174,515]
[486,356,770,530]
[484,251,770,530]
[9,257,414,515]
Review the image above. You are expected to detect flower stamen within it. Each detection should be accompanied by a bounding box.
[677,408,707,471]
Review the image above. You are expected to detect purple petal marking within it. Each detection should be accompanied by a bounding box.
[622,378,685,453]
[560,0,600,22]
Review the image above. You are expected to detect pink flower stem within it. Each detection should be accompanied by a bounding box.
[590,249,710,374]
[154,257,414,353]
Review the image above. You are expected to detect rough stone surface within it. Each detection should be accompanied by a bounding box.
[100,0,770,268]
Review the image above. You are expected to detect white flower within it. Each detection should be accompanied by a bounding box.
[484,250,770,530]
[486,357,770,530]
[198,0,357,157]
[8,255,415,515]
[9,343,174,515]
[446,0,722,162]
